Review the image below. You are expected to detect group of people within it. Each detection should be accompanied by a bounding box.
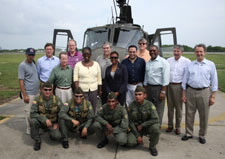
[18,38,218,156]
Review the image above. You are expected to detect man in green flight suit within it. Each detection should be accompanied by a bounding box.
[127,86,160,156]
[30,82,62,151]
[59,87,95,149]
[94,92,128,148]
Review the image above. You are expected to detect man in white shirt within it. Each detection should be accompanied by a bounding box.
[181,44,218,144]
[143,45,170,126]
[166,45,191,135]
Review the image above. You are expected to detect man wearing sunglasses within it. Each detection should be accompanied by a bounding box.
[59,87,95,149]
[30,82,62,151]
[18,48,40,135]
[127,86,160,156]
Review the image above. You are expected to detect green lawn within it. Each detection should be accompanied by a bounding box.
[0,53,224,104]
[0,53,43,103]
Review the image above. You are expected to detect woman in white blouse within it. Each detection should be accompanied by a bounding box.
[74,47,102,113]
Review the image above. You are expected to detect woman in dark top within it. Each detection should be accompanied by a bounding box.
[105,51,128,106]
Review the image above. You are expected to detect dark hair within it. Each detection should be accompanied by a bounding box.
[149,45,159,51]
[44,43,55,50]
[128,45,138,51]
[74,87,84,95]
[110,51,119,57]
[82,47,92,54]
[59,52,68,59]
[194,43,207,52]
[42,82,53,88]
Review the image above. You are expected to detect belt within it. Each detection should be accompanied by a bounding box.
[147,84,162,87]
[57,86,71,90]
[170,82,181,85]
[187,85,209,90]
[129,82,141,85]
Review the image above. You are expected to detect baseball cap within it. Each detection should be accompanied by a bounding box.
[26,48,36,55]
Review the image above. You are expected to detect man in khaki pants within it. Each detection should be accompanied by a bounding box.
[181,44,218,144]
[166,45,191,135]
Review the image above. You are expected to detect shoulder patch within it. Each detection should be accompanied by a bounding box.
[32,101,37,104]
[152,105,156,110]
[89,106,92,110]
[64,103,68,106]
[124,114,128,119]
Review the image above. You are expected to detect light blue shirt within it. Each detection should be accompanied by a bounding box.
[37,55,60,82]
[144,55,170,86]
[182,59,218,92]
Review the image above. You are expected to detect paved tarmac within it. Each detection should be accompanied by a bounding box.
[0,91,225,159]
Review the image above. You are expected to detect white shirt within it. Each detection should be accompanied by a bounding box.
[144,55,170,86]
[182,59,218,92]
[167,56,191,83]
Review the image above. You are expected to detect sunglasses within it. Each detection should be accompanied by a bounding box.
[44,89,52,92]
[28,54,35,56]
[139,43,146,45]
[110,56,118,59]
[75,95,84,98]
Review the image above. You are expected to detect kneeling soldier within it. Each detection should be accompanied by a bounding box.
[30,82,62,151]
[59,87,95,149]
[127,86,160,156]
[94,92,128,148]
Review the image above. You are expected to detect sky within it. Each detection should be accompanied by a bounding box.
[0,0,225,50]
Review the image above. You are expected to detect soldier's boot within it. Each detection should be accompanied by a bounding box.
[97,137,108,148]
[33,141,41,151]
[149,148,158,156]
[62,141,69,149]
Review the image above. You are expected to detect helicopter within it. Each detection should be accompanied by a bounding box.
[53,0,177,59]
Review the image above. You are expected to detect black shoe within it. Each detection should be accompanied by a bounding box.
[62,141,69,149]
[181,135,193,141]
[149,148,158,156]
[33,141,41,151]
[166,127,173,132]
[97,138,108,148]
[199,137,206,144]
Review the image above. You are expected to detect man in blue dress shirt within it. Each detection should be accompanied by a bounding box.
[144,45,170,126]
[37,43,60,83]
[181,44,218,144]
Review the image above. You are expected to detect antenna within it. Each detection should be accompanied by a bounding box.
[113,0,118,19]
[111,7,115,24]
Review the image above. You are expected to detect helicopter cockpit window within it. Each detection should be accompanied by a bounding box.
[113,28,143,48]
[83,29,110,50]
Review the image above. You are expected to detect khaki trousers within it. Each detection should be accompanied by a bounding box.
[167,84,183,129]
[185,87,210,138]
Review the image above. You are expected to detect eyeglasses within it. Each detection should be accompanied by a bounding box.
[150,50,157,52]
[75,95,84,98]
[135,93,143,96]
[139,43,146,45]
[110,56,118,59]
[44,89,52,92]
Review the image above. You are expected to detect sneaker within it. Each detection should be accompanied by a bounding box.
[26,128,31,135]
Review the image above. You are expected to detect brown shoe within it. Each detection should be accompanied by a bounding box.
[175,129,181,135]
[166,127,173,132]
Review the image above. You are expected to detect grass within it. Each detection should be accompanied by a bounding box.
[0,53,43,103]
[0,52,224,104]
